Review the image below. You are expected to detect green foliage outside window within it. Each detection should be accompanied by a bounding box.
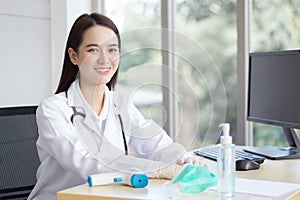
[108,0,300,148]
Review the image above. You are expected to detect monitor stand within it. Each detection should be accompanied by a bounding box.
[243,127,300,160]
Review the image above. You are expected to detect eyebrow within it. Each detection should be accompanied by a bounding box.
[85,43,118,48]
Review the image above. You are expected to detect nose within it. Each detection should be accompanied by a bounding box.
[97,50,110,65]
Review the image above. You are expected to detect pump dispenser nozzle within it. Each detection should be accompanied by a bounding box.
[219,123,232,144]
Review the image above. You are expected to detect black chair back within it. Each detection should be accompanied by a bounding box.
[0,106,40,200]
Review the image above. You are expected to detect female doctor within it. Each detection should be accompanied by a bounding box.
[28,13,205,199]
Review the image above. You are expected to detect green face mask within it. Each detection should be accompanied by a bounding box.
[172,165,217,194]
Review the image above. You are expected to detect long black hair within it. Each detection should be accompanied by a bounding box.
[55,13,121,94]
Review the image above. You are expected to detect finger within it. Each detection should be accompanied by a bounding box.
[192,159,200,165]
[176,159,185,165]
[189,157,207,166]
[198,160,209,168]
[184,157,194,164]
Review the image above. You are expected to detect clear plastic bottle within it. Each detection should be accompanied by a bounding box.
[217,123,235,197]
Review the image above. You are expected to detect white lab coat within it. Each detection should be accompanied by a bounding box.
[28,79,188,200]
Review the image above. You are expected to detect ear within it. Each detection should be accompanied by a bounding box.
[68,48,78,65]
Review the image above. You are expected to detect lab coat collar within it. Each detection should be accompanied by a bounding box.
[67,79,109,117]
[66,79,110,133]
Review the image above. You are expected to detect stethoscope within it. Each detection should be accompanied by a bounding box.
[67,92,128,155]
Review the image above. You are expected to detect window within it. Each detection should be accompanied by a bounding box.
[250,0,300,147]
[104,0,238,150]
[176,0,237,149]
[105,0,165,126]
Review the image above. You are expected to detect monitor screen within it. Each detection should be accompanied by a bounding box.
[244,50,300,160]
[247,50,300,129]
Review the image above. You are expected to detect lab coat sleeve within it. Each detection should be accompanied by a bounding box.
[127,101,189,163]
[36,97,168,180]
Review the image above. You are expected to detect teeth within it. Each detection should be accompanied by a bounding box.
[96,68,110,72]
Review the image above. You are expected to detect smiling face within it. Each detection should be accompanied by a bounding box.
[68,25,120,88]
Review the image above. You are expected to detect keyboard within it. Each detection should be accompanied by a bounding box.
[194,145,265,164]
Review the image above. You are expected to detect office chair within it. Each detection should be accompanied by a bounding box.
[0,106,40,200]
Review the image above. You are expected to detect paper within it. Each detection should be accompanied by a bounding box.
[210,178,300,197]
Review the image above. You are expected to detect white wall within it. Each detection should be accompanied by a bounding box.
[0,0,94,107]
[0,0,51,107]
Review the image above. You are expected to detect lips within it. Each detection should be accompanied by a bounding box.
[95,67,111,74]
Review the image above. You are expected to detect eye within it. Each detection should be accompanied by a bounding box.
[108,47,119,53]
[88,48,99,53]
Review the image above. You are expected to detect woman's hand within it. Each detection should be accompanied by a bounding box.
[177,157,207,167]
[152,157,208,180]
[149,157,208,180]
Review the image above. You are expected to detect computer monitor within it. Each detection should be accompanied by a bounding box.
[244,49,300,160]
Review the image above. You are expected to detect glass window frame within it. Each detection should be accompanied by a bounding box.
[95,0,252,145]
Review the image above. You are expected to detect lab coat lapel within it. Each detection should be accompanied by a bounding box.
[67,80,101,154]
[97,112,125,159]
[72,117,99,154]
[68,80,100,135]
[82,113,100,136]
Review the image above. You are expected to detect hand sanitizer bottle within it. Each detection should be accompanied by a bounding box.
[217,123,235,197]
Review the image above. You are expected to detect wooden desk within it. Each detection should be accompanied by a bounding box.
[57,159,300,200]
[204,158,300,184]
